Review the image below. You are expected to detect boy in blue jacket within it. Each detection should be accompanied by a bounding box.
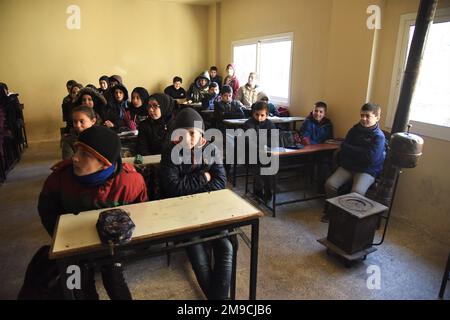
[299,101,333,145]
[322,103,386,222]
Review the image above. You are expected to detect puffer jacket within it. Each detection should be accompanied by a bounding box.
[159,140,227,198]
[187,71,211,103]
[340,123,386,177]
[38,160,148,236]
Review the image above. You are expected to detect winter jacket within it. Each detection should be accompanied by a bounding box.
[164,85,187,100]
[236,84,261,107]
[126,102,148,126]
[136,115,172,156]
[244,118,277,149]
[159,140,227,198]
[187,71,211,103]
[213,100,245,129]
[38,160,148,236]
[202,93,221,110]
[61,95,72,123]
[61,129,78,160]
[340,123,386,177]
[223,76,240,99]
[299,113,333,145]
[210,75,223,91]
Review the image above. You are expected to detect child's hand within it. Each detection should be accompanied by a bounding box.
[104,120,114,128]
[204,172,212,182]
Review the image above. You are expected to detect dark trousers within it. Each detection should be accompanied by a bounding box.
[75,263,132,300]
[186,234,233,300]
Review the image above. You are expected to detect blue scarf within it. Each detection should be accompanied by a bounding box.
[74,163,116,186]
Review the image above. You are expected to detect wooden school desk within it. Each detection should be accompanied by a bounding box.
[246,143,340,217]
[223,116,305,130]
[50,189,263,300]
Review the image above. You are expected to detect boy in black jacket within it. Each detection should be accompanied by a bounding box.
[244,101,277,202]
[159,108,232,300]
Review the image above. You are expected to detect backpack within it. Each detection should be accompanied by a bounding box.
[17,246,64,300]
[96,209,136,255]
[279,131,303,149]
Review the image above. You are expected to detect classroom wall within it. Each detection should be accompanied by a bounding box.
[372,0,450,243]
[218,0,333,117]
[217,0,449,243]
[0,0,209,142]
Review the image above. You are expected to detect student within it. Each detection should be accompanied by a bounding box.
[104,75,123,105]
[38,125,148,299]
[213,85,245,131]
[257,92,279,117]
[98,75,109,94]
[102,84,136,132]
[62,83,83,132]
[236,72,261,109]
[74,87,107,122]
[223,64,240,99]
[323,103,386,222]
[201,82,221,110]
[244,101,276,202]
[299,101,333,145]
[61,106,97,160]
[159,108,232,300]
[164,76,187,100]
[187,71,210,103]
[208,66,222,91]
[136,93,175,156]
[128,87,150,125]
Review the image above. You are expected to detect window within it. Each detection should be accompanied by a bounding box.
[232,33,293,105]
[387,9,450,140]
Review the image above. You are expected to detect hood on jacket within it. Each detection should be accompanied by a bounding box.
[75,87,107,108]
[113,84,129,102]
[195,71,211,89]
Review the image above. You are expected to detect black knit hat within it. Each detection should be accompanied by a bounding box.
[74,126,121,167]
[171,108,204,133]
[222,85,233,95]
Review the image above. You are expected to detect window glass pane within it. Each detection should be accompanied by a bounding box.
[259,40,292,104]
[232,44,257,88]
[407,22,450,127]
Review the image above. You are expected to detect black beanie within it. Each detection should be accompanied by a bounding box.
[222,85,233,95]
[74,126,121,166]
[171,108,204,133]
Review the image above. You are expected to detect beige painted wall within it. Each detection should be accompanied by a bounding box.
[372,0,450,243]
[0,0,209,142]
[324,0,383,137]
[218,0,333,117]
[217,0,449,242]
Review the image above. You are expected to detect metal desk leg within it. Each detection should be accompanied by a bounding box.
[272,175,277,218]
[250,219,259,300]
[229,233,239,300]
[439,252,450,298]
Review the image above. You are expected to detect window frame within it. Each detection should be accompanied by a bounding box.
[231,32,294,106]
[386,8,450,141]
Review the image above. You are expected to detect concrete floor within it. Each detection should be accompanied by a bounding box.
[0,141,448,300]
